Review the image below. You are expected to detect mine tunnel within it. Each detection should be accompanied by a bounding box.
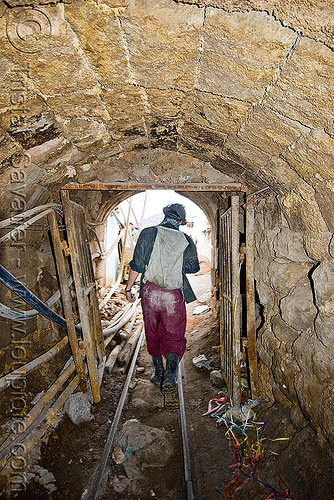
[0,0,333,498]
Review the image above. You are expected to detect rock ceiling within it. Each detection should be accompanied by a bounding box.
[0,0,333,230]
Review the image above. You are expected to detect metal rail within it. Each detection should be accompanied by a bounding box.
[88,326,145,500]
[178,360,195,500]
[87,341,195,500]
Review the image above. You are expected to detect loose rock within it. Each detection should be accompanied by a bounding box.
[64,391,92,425]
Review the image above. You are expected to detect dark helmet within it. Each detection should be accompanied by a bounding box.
[163,203,187,225]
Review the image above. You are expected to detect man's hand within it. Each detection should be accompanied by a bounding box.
[125,269,139,303]
[125,289,136,303]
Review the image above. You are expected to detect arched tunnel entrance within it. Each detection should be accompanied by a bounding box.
[64,182,259,407]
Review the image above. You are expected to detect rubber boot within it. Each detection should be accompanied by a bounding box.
[150,355,164,385]
[162,353,180,412]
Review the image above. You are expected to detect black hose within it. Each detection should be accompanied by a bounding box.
[0,265,81,335]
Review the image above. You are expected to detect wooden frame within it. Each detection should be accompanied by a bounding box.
[220,195,241,405]
[245,200,258,397]
[61,191,105,403]
[48,211,87,392]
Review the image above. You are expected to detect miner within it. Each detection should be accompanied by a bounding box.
[125,203,200,412]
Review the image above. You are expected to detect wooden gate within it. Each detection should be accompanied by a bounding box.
[219,195,258,405]
[60,191,105,403]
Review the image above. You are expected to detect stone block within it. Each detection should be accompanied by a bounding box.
[279,186,328,232]
[180,121,227,154]
[314,311,334,347]
[312,261,334,345]
[62,119,111,152]
[0,130,20,163]
[111,475,131,494]
[238,105,309,157]
[257,361,274,400]
[192,93,252,135]
[294,370,334,452]
[293,332,333,386]
[256,337,273,369]
[259,157,302,196]
[280,278,317,331]
[273,227,312,262]
[64,1,130,86]
[272,347,299,404]
[260,327,281,356]
[100,0,129,6]
[303,231,333,261]
[312,261,334,305]
[147,88,193,120]
[268,259,313,296]
[38,471,55,485]
[264,38,334,130]
[198,9,295,100]
[119,0,204,90]
[271,314,299,343]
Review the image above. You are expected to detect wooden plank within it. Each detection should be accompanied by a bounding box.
[119,325,143,374]
[61,190,102,403]
[245,200,258,397]
[90,287,106,369]
[47,211,87,392]
[61,182,247,192]
[219,208,225,388]
[220,206,233,395]
[231,195,241,406]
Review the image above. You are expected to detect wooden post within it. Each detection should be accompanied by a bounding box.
[245,200,258,397]
[48,211,87,392]
[231,195,241,406]
[61,190,102,403]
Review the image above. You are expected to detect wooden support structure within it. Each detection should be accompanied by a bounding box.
[231,195,241,405]
[61,191,105,403]
[220,206,231,398]
[220,195,242,406]
[245,200,258,397]
[119,325,144,374]
[48,211,87,392]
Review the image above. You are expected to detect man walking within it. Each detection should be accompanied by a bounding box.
[125,203,200,412]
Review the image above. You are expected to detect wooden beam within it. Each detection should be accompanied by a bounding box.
[61,182,247,192]
[245,200,258,397]
[231,195,241,406]
[48,211,87,392]
[61,190,102,403]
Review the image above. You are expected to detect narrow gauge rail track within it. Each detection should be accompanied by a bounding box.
[88,328,195,500]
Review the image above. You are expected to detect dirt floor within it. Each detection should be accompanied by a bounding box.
[6,273,334,500]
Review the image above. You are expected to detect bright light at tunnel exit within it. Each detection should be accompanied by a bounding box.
[119,189,210,257]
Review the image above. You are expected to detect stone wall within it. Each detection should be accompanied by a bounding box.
[254,192,334,455]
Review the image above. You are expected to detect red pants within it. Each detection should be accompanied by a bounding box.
[141,281,187,360]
